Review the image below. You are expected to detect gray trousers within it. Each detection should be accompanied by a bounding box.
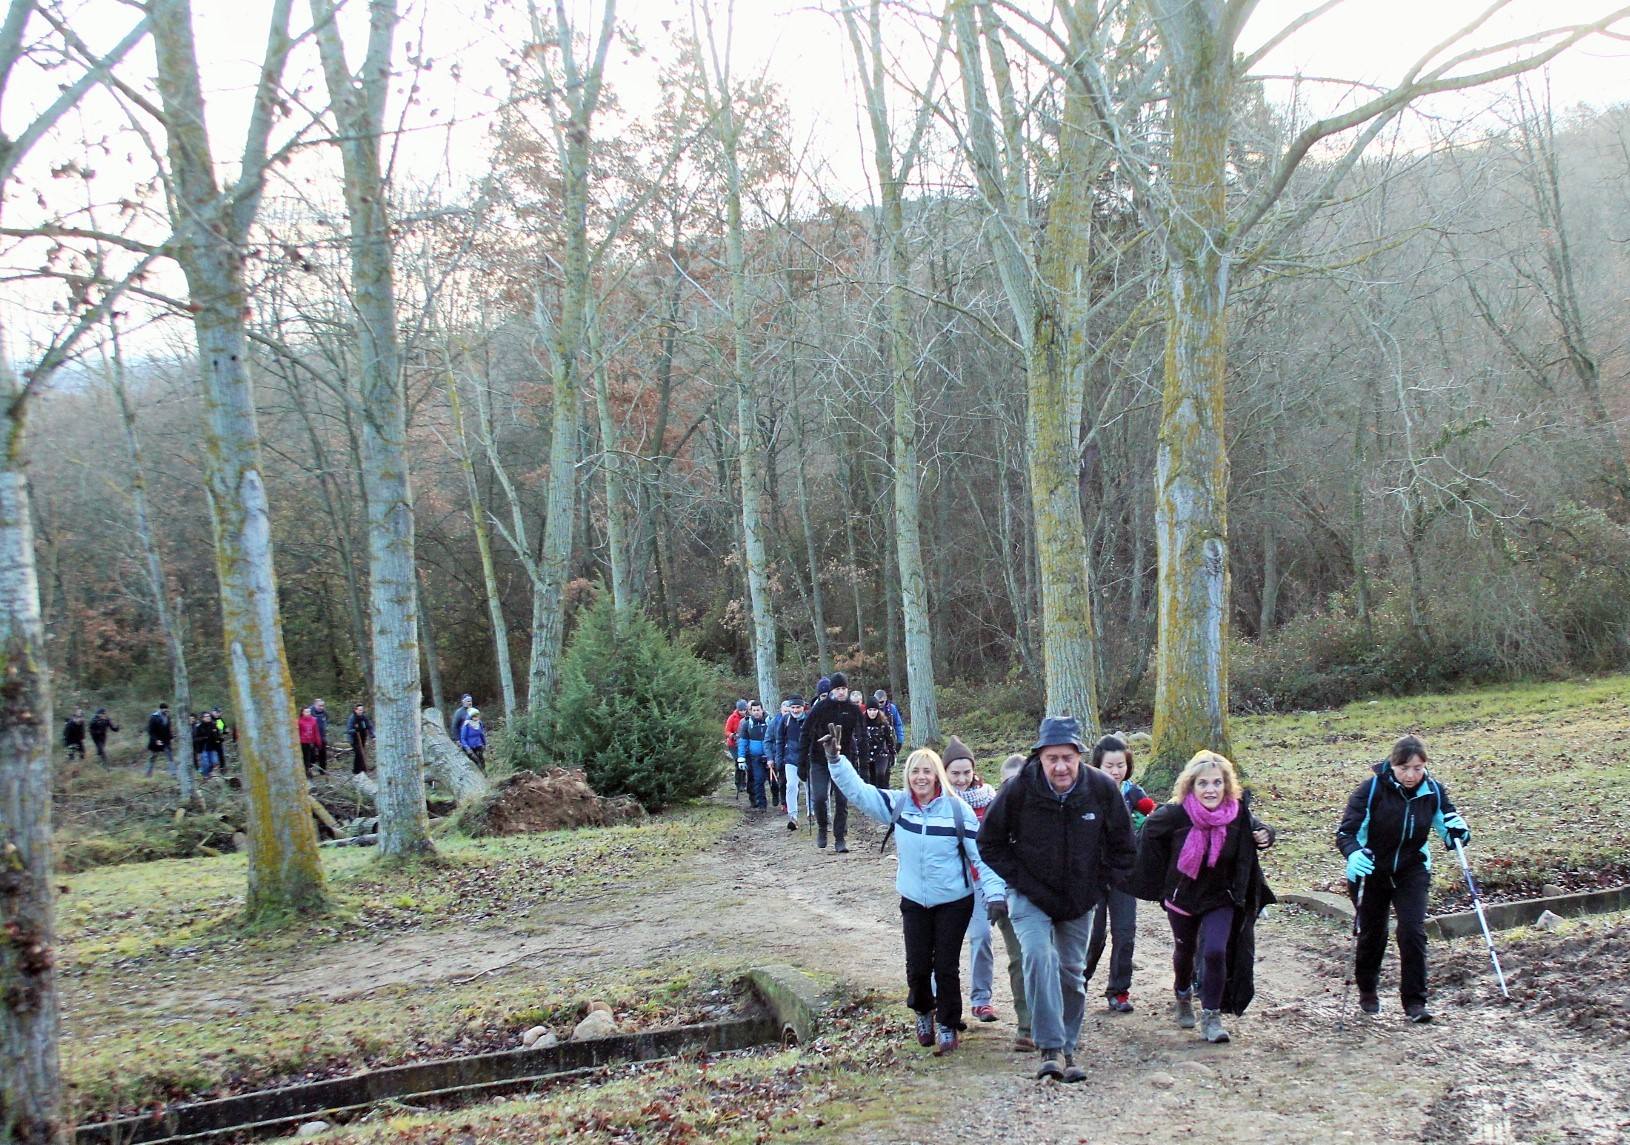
[1009,890,1094,1054]
[1084,887,1138,997]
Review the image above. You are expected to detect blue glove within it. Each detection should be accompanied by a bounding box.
[1442,813,1470,850]
[1345,849,1375,880]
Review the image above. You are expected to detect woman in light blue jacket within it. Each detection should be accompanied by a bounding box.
[826,742,1006,1056]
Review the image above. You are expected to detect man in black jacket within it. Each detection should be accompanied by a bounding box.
[978,716,1137,1083]
[800,671,862,852]
[145,703,174,777]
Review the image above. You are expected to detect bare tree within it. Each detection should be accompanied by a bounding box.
[842,0,945,745]
[148,0,327,916]
[308,0,432,858]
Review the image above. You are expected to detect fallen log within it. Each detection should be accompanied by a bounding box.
[420,708,490,804]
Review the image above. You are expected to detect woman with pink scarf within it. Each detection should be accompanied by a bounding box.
[1132,751,1276,1044]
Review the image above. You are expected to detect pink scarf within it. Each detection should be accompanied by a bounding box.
[1177,793,1239,879]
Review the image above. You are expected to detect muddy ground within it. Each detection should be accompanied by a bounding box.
[70,805,1630,1144]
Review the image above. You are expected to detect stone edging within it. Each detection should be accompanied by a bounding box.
[1280,885,1630,940]
[74,965,831,1145]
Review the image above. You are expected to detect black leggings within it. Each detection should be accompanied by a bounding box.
[900,894,975,1031]
[1167,904,1235,1011]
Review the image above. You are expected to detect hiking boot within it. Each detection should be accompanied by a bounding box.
[787,817,799,831]
[915,1012,936,1047]
[1012,1034,1037,1052]
[933,1027,959,1056]
[1061,1054,1087,1083]
[833,840,849,854]
[1359,989,1380,1015]
[1200,1009,1231,1044]
[1035,1050,1064,1081]
[817,829,828,849]
[1406,1004,1434,1024]
[1107,993,1134,1014]
[971,1004,998,1023]
[1174,989,1196,1029]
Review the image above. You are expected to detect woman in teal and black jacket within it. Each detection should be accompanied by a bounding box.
[1335,734,1471,1023]
[824,740,1005,1057]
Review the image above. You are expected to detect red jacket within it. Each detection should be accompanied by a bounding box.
[724,709,744,751]
[298,713,320,745]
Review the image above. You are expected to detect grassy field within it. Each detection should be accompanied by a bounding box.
[59,805,739,1112]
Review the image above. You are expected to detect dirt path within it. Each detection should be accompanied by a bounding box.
[86,805,1630,1142]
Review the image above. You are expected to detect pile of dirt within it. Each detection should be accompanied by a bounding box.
[465,769,647,835]
[1435,919,1630,1038]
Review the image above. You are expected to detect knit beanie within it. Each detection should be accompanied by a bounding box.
[943,736,975,766]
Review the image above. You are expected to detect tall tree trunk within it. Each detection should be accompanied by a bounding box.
[1026,89,1101,729]
[523,1,616,706]
[788,397,831,673]
[588,315,633,609]
[446,375,517,715]
[0,327,63,1145]
[953,0,1100,728]
[1149,4,1234,782]
[715,90,780,708]
[109,329,199,809]
[312,0,431,859]
[151,0,327,919]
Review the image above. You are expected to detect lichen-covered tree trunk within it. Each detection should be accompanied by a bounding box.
[1027,86,1100,729]
[0,348,64,1145]
[312,0,431,859]
[1149,17,1233,783]
[151,0,327,919]
[953,0,1100,727]
[446,377,515,714]
[419,709,490,804]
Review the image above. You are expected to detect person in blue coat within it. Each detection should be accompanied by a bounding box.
[821,734,1005,1057]
[458,708,488,770]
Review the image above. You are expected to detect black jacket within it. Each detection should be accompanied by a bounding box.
[801,696,861,770]
[146,710,172,750]
[1132,794,1276,915]
[1132,792,1277,1016]
[89,714,118,741]
[976,758,1137,922]
[347,712,373,741]
[63,716,86,745]
[194,719,223,752]
[1336,761,1460,877]
[857,716,894,774]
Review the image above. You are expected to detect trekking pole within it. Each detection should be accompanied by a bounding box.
[1452,837,1510,1000]
[1336,853,1370,1032]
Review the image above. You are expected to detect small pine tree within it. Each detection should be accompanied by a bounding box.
[501,596,725,810]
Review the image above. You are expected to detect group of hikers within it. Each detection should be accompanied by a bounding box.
[73,689,499,780]
[730,679,1473,1077]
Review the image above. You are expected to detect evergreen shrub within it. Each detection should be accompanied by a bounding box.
[493,596,725,810]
